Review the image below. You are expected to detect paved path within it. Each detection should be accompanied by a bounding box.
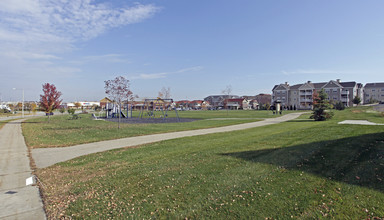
[0,113,46,122]
[0,120,46,219]
[338,120,384,125]
[33,112,305,169]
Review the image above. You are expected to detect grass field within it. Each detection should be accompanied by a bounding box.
[35,107,384,219]
[22,110,284,148]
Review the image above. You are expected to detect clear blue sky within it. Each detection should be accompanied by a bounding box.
[0,0,383,102]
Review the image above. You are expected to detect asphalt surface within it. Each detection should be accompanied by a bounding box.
[32,112,306,169]
[0,119,46,219]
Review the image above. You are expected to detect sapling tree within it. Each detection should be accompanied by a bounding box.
[39,83,62,122]
[105,76,133,129]
[310,89,334,121]
[353,96,361,105]
[222,85,232,114]
[158,87,171,99]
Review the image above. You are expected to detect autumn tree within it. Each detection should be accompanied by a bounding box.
[310,89,334,121]
[74,102,82,109]
[39,83,62,121]
[105,76,133,129]
[31,103,37,114]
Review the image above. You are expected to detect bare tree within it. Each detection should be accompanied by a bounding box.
[105,76,133,129]
[222,85,232,112]
[158,87,171,99]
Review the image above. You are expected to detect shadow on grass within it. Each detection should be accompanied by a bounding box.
[221,132,384,192]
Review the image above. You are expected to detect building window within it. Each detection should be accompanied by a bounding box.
[277,91,281,94]
[372,89,375,92]
[333,89,337,93]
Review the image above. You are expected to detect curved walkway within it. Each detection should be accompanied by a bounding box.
[32,112,306,169]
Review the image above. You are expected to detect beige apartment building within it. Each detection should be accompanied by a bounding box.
[272,80,363,110]
[364,82,384,103]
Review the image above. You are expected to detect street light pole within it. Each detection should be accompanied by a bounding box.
[12,88,24,118]
[22,89,24,118]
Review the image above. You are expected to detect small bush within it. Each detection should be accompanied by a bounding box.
[59,108,66,114]
[334,101,345,110]
[67,108,75,115]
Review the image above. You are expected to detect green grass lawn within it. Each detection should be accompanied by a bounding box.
[36,107,384,219]
[22,110,288,148]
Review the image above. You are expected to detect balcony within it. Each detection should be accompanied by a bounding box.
[341,90,349,95]
[341,98,349,102]
[299,98,312,102]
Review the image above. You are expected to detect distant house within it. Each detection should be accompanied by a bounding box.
[364,82,384,103]
[249,99,259,109]
[255,94,271,106]
[188,100,211,110]
[224,98,249,110]
[204,95,239,109]
[175,100,191,109]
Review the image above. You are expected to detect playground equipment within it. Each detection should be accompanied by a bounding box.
[139,98,179,122]
[105,102,133,119]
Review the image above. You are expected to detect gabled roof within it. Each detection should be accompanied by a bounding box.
[175,100,191,104]
[191,100,204,104]
[322,80,342,89]
[364,82,384,88]
[273,84,290,91]
[339,81,357,88]
[100,97,113,103]
[357,83,363,88]
[313,82,327,89]
[298,82,315,90]
[289,84,303,90]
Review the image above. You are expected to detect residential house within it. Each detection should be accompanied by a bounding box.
[364,82,384,103]
[175,100,191,110]
[224,98,249,110]
[204,95,239,109]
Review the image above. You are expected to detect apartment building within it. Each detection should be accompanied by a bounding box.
[272,80,362,110]
[364,82,384,103]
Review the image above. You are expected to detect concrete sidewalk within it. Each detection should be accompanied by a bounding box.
[33,112,305,169]
[0,120,46,219]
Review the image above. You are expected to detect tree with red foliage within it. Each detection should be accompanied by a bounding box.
[104,76,133,129]
[39,83,62,121]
